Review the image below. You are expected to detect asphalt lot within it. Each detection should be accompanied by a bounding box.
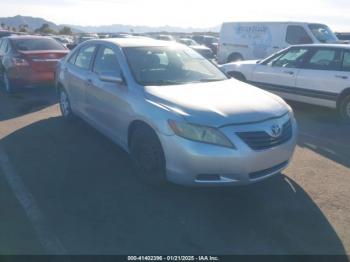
[0,85,349,256]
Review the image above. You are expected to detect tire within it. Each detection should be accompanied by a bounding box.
[338,94,350,124]
[59,87,75,120]
[227,53,243,63]
[3,73,16,94]
[130,125,167,186]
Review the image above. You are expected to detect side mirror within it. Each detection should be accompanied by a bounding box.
[99,71,124,84]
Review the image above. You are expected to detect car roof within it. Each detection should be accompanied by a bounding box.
[86,38,183,48]
[4,35,55,40]
[291,44,350,49]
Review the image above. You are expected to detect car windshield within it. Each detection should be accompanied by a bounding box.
[12,38,66,51]
[123,46,227,86]
[308,24,338,43]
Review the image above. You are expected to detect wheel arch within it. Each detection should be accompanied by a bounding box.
[227,52,244,63]
[127,120,158,149]
[337,87,350,108]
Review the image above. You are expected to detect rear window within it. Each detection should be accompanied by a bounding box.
[12,38,66,51]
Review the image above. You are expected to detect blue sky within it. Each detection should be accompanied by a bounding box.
[1,0,350,31]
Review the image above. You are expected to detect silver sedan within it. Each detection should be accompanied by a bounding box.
[56,38,297,186]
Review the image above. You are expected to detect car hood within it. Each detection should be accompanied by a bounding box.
[144,79,289,127]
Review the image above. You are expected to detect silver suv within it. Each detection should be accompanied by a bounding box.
[56,38,297,186]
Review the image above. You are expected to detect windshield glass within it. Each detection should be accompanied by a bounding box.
[12,38,66,51]
[308,24,338,43]
[123,46,227,86]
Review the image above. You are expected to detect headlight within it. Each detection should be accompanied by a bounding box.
[168,120,235,149]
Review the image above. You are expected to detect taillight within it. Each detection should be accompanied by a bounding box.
[12,57,29,66]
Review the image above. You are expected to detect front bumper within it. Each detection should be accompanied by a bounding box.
[159,114,297,186]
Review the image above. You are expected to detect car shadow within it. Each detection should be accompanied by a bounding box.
[288,101,350,168]
[0,85,58,121]
[0,116,348,256]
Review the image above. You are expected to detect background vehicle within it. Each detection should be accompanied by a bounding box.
[0,35,69,93]
[154,34,175,41]
[178,38,215,60]
[192,35,219,55]
[220,44,350,123]
[56,38,296,186]
[0,30,17,39]
[52,36,73,48]
[218,22,339,64]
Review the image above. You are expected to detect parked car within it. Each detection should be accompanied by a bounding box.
[0,30,17,39]
[218,22,339,64]
[154,35,175,41]
[192,35,219,55]
[220,44,350,123]
[67,35,98,50]
[178,38,215,60]
[56,38,297,186]
[335,33,350,41]
[52,36,73,48]
[0,35,69,93]
[335,33,350,44]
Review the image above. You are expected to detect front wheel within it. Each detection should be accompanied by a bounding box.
[338,95,350,124]
[59,88,75,120]
[130,126,167,186]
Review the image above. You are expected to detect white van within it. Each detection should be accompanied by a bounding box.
[218,22,339,64]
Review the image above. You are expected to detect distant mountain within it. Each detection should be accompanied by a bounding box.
[0,15,60,31]
[0,15,219,34]
[68,24,220,34]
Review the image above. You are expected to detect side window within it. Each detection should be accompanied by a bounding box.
[286,25,313,45]
[93,46,120,74]
[342,51,350,72]
[68,49,79,65]
[74,45,97,70]
[304,49,341,70]
[267,48,309,68]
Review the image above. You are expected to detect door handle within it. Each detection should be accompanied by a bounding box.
[283,71,294,75]
[335,75,348,80]
[86,79,93,86]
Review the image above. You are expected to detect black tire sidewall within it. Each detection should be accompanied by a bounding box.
[339,95,350,123]
[130,127,167,185]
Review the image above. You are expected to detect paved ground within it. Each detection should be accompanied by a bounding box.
[0,86,349,256]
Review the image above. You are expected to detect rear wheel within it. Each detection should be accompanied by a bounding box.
[130,125,167,186]
[59,88,75,120]
[338,94,350,124]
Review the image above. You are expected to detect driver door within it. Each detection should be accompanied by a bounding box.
[85,44,130,147]
[250,47,310,96]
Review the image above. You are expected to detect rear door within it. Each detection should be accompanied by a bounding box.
[65,44,97,116]
[295,47,346,107]
[250,47,310,97]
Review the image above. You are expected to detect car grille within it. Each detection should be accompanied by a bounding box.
[236,120,292,150]
[249,161,288,180]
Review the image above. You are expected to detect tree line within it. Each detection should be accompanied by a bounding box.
[0,22,73,35]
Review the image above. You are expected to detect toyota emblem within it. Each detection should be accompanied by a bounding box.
[271,124,282,138]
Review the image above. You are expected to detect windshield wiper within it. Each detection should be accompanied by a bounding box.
[198,78,225,82]
[143,80,185,86]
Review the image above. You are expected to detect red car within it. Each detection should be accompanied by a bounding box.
[0,35,69,93]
